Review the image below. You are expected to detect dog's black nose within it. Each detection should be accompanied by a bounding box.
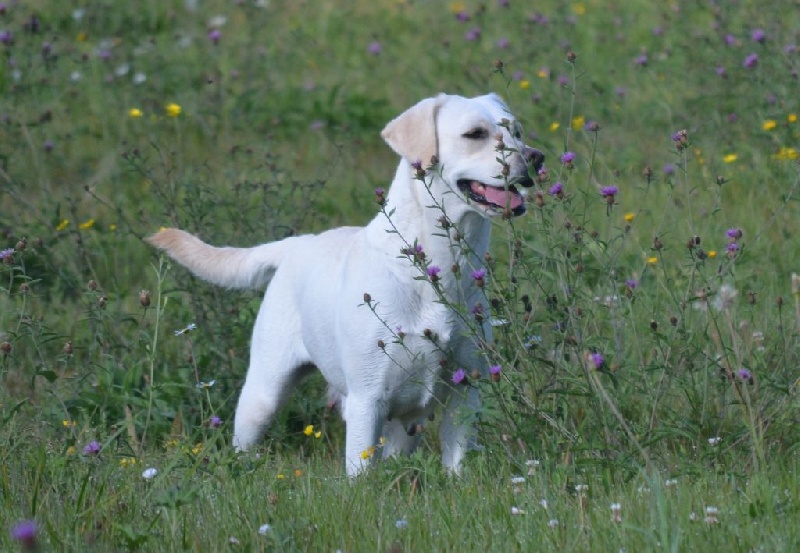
[525,147,545,173]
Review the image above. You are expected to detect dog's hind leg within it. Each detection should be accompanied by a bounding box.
[381,418,420,460]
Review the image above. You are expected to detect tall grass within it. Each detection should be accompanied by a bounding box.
[1,0,799,550]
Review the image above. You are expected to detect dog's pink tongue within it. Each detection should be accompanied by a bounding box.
[480,184,523,209]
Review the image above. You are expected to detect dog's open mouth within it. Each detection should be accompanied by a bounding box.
[457,179,526,216]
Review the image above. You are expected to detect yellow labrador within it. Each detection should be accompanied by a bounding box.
[148,93,544,476]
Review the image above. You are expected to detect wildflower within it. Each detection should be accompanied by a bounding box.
[713,284,737,311]
[589,352,604,369]
[726,228,742,240]
[634,53,648,66]
[62,420,76,428]
[518,80,530,90]
[303,425,316,437]
[10,520,37,549]
[584,120,600,131]
[647,256,658,264]
[510,506,525,515]
[128,108,143,118]
[471,268,486,281]
[367,41,381,55]
[426,265,441,282]
[511,476,526,485]
[663,163,674,176]
[452,368,467,385]
[624,212,635,223]
[294,469,303,477]
[571,116,585,130]
[724,34,736,46]
[360,446,376,460]
[548,519,559,529]
[197,379,216,389]
[209,416,222,428]
[665,478,678,488]
[66,446,76,455]
[258,524,271,535]
[464,27,481,41]
[704,506,719,524]
[560,151,575,165]
[0,247,13,262]
[737,368,752,381]
[726,242,740,256]
[174,322,197,336]
[0,30,12,45]
[615,86,627,98]
[489,364,501,382]
[133,72,146,85]
[775,147,798,160]
[723,154,738,163]
[43,140,54,153]
[625,279,638,290]
[715,65,727,78]
[575,484,589,492]
[395,519,408,529]
[763,120,777,131]
[601,185,618,206]
[496,38,509,49]
[119,457,137,467]
[536,67,549,78]
[79,218,95,230]
[165,103,182,117]
[208,29,221,45]
[83,441,101,455]
[743,53,758,68]
[610,502,622,523]
[549,182,563,197]
[789,114,798,123]
[708,436,721,446]
[751,28,766,43]
[549,122,560,131]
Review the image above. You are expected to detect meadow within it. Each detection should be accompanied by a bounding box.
[1,0,800,550]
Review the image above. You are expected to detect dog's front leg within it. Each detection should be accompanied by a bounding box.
[439,383,480,475]
[342,395,385,477]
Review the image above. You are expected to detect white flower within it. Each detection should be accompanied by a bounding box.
[708,436,722,446]
[174,323,197,336]
[665,479,678,488]
[228,536,240,545]
[209,15,227,27]
[142,467,158,480]
[115,63,130,76]
[704,506,719,524]
[548,519,559,529]
[395,519,408,529]
[574,484,589,492]
[610,502,622,523]
[72,9,86,21]
[510,506,525,515]
[258,524,271,535]
[689,512,699,521]
[511,476,526,485]
[489,318,509,327]
[539,499,548,509]
[133,72,147,85]
[712,283,737,312]
[70,71,82,82]
[197,379,216,389]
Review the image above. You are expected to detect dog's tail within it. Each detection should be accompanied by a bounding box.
[146,228,298,289]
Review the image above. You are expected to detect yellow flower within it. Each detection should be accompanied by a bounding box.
[164,438,179,449]
[303,425,314,436]
[165,103,182,117]
[294,469,303,477]
[519,80,530,90]
[774,147,798,160]
[571,116,585,130]
[62,420,76,428]
[79,218,95,230]
[549,122,560,132]
[276,473,285,479]
[314,431,322,439]
[109,224,117,231]
[76,31,87,42]
[128,108,143,118]
[191,443,203,455]
[449,1,465,13]
[572,3,586,15]
[624,212,635,223]
[762,120,777,131]
[66,446,76,455]
[723,154,738,163]
[119,457,138,467]
[56,219,69,231]
[647,256,658,265]
[708,250,717,259]
[536,68,549,79]
[788,113,798,123]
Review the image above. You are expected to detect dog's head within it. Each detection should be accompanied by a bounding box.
[382,93,544,217]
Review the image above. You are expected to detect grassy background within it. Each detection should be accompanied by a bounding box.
[2,0,800,550]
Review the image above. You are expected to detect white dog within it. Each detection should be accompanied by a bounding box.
[147,93,544,476]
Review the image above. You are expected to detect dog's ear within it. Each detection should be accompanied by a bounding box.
[381,94,445,165]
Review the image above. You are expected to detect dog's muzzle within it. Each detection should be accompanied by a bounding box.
[457,179,527,216]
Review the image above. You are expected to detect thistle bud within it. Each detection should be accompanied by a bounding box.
[0,342,10,355]
[363,292,372,304]
[139,289,151,308]
[88,280,98,291]
[63,341,73,355]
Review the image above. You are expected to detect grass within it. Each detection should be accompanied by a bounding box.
[2,0,800,550]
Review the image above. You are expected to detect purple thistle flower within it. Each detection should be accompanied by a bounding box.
[724,34,736,46]
[601,185,619,197]
[489,364,502,375]
[652,26,664,37]
[10,520,37,547]
[0,247,14,261]
[751,29,766,43]
[0,30,13,45]
[625,279,638,289]
[715,65,727,77]
[549,182,563,196]
[784,44,797,54]
[452,368,467,385]
[209,416,222,428]
[634,53,648,66]
[726,228,742,240]
[374,187,384,196]
[427,265,441,279]
[208,29,221,44]
[43,140,54,153]
[743,53,759,68]
[738,368,752,380]
[589,352,604,369]
[557,74,569,86]
[455,11,470,22]
[560,151,575,164]
[614,86,627,98]
[464,27,481,41]
[727,113,738,123]
[512,70,524,81]
[664,163,675,176]
[726,242,740,253]
[0,4,7,15]
[83,441,101,455]
[496,37,510,49]
[367,41,382,55]
[471,268,486,280]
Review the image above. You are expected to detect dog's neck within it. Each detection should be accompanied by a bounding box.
[366,159,492,274]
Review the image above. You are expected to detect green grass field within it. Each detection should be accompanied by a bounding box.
[2,0,800,550]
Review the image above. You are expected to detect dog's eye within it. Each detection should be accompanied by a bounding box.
[462,127,489,140]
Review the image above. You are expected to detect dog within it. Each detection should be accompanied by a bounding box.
[147,93,544,476]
